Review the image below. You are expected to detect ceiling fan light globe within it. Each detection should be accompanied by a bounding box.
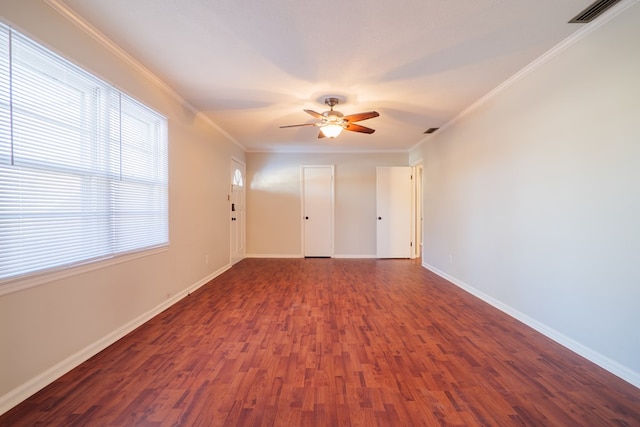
[321,124,343,138]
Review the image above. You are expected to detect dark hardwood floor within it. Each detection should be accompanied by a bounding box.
[2,258,639,426]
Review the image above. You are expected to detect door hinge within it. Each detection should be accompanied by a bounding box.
[410,242,413,247]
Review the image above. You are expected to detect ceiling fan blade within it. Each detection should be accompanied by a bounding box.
[279,123,317,128]
[343,111,379,123]
[304,109,325,120]
[345,123,375,134]
[317,131,326,139]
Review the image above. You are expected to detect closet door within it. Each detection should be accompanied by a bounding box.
[377,166,412,258]
[302,165,334,257]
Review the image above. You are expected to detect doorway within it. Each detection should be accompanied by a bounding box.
[412,163,423,259]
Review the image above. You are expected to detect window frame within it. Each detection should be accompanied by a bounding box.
[0,22,169,295]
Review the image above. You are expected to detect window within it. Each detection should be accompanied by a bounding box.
[233,168,243,187]
[0,24,168,282]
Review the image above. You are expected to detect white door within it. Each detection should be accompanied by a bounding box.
[302,165,334,257]
[377,166,412,258]
[230,159,245,264]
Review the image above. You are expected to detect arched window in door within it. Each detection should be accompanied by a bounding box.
[233,168,243,187]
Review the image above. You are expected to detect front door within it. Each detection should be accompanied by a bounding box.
[230,159,245,264]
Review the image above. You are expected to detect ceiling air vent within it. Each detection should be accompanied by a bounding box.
[423,127,439,134]
[569,0,622,23]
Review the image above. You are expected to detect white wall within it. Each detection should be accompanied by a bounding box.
[246,152,408,257]
[0,0,244,412]
[412,2,640,386]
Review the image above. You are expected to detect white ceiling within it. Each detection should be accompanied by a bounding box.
[59,0,594,152]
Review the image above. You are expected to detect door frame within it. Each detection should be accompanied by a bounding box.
[300,165,335,257]
[410,161,423,259]
[230,157,246,265]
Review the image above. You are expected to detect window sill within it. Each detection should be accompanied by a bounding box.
[0,245,169,297]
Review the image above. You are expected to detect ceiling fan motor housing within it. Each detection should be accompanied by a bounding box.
[322,98,344,123]
[323,110,344,122]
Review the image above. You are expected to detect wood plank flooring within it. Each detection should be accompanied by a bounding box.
[2,258,639,426]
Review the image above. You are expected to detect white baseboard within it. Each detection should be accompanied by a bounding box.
[334,254,376,259]
[245,253,304,258]
[422,262,640,389]
[0,263,231,416]
[246,254,378,259]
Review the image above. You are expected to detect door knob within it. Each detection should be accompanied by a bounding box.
[378,216,382,220]
[305,216,309,220]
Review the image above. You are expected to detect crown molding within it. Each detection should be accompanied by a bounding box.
[42,0,245,151]
[43,0,176,103]
[244,147,410,154]
[417,0,639,146]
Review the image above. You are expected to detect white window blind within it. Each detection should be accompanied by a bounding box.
[0,24,168,282]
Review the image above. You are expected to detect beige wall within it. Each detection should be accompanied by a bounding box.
[246,152,409,257]
[411,2,640,386]
[0,0,244,411]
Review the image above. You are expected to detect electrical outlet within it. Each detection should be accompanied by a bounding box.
[206,254,210,265]
[449,254,453,264]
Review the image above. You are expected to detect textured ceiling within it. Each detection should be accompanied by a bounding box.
[58,0,596,152]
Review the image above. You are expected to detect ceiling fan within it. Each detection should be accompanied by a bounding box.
[280,97,379,139]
